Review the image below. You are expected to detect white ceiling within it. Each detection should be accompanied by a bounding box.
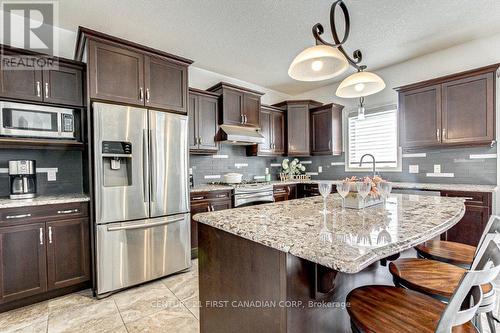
[58,0,500,95]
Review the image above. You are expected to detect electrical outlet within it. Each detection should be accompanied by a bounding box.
[433,164,441,173]
[409,165,419,174]
[318,166,323,173]
[47,170,57,181]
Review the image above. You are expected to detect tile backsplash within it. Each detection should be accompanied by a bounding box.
[0,150,84,197]
[190,145,497,186]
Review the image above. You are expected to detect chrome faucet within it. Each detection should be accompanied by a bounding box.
[359,154,376,178]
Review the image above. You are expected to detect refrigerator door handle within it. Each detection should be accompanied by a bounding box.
[149,128,156,203]
[106,216,184,231]
[142,129,149,203]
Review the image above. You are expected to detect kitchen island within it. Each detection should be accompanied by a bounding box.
[193,194,466,333]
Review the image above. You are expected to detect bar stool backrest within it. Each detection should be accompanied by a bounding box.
[436,240,500,333]
[475,215,500,254]
[471,233,500,270]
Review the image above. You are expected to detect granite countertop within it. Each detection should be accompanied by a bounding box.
[0,193,90,209]
[191,180,497,193]
[194,194,466,273]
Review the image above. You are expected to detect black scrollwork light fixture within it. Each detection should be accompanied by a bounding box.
[288,0,386,104]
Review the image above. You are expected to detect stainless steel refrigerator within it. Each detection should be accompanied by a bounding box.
[92,102,190,297]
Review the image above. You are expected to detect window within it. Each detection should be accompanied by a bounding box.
[346,106,400,171]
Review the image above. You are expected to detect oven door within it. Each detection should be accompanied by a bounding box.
[234,192,275,207]
[96,213,191,296]
[0,101,74,139]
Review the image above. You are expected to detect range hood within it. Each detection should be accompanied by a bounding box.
[217,124,265,145]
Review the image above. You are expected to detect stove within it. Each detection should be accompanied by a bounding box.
[211,181,274,207]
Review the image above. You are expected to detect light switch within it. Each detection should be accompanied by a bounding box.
[433,164,441,173]
[318,166,323,173]
[409,165,419,174]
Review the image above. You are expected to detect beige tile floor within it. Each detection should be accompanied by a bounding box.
[0,258,497,333]
[0,260,200,333]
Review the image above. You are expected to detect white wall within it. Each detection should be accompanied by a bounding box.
[294,32,500,110]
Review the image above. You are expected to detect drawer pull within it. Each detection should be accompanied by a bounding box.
[6,213,31,219]
[215,194,227,198]
[192,196,205,200]
[57,209,78,214]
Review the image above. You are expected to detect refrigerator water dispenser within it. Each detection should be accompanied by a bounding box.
[102,141,132,187]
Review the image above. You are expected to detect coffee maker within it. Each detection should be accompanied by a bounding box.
[9,160,37,199]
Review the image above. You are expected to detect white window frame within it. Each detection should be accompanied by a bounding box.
[344,104,402,173]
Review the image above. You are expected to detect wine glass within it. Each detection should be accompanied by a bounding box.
[378,181,393,206]
[336,182,350,213]
[318,182,332,215]
[356,181,371,213]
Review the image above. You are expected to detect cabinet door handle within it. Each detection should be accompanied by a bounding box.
[199,137,203,144]
[39,228,43,245]
[436,129,440,141]
[241,114,244,124]
[192,196,205,200]
[328,140,331,150]
[6,213,31,219]
[442,128,447,139]
[48,226,53,244]
[211,205,215,211]
[146,88,150,102]
[139,87,144,101]
[57,209,78,214]
[215,194,226,198]
[244,115,248,124]
[207,205,211,212]
[36,81,41,97]
[44,82,49,98]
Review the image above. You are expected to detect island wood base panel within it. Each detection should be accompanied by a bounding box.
[198,223,368,333]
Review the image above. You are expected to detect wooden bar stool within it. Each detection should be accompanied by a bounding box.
[389,234,500,333]
[347,240,500,333]
[416,215,500,268]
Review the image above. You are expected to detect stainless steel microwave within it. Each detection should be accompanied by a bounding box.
[0,102,75,139]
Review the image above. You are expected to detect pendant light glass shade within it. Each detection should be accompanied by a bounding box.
[336,71,386,98]
[288,45,349,81]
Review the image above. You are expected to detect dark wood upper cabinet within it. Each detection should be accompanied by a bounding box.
[273,100,322,156]
[0,64,42,102]
[189,88,219,154]
[441,73,494,145]
[0,45,84,107]
[247,105,285,156]
[207,82,264,128]
[46,218,90,290]
[397,64,498,149]
[43,64,84,106]
[243,93,261,127]
[272,110,286,154]
[88,40,144,106]
[188,94,198,150]
[258,108,272,154]
[399,85,442,148]
[310,103,344,155]
[76,27,192,112]
[145,55,187,112]
[0,223,47,303]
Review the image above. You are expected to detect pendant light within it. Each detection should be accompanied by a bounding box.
[336,67,386,98]
[288,45,349,81]
[289,0,385,98]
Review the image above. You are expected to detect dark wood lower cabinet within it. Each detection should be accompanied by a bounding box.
[190,190,232,258]
[0,223,47,303]
[439,190,491,246]
[0,202,90,310]
[47,218,90,290]
[273,184,297,202]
